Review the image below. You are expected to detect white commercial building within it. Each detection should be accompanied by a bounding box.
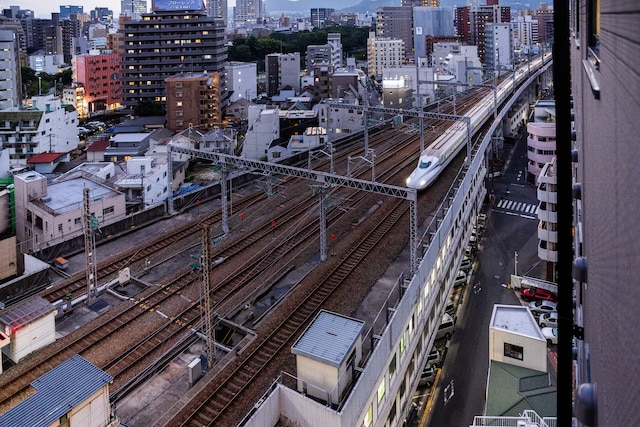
[227,61,258,102]
[485,23,513,73]
[0,95,80,168]
[367,32,405,80]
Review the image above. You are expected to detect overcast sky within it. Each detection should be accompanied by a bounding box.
[5,1,123,19]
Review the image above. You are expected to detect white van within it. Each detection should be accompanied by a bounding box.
[436,313,455,340]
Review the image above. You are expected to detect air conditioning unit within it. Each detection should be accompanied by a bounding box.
[40,197,52,203]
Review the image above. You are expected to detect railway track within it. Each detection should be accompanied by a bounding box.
[166,198,409,426]
[0,114,421,414]
[0,84,500,421]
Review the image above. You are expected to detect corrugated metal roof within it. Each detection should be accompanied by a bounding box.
[0,296,54,330]
[291,310,364,368]
[0,354,113,427]
[486,361,557,418]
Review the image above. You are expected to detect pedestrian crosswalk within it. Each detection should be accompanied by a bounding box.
[494,199,539,217]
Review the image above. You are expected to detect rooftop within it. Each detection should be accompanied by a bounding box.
[291,310,364,368]
[490,304,545,340]
[45,177,121,215]
[0,355,112,427]
[0,296,54,332]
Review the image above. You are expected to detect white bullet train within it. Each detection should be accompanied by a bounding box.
[406,54,550,190]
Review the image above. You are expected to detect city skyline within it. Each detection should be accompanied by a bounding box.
[1,0,240,19]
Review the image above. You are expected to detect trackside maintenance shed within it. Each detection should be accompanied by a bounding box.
[0,295,56,367]
[0,354,117,427]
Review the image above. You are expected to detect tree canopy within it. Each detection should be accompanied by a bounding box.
[228,26,370,71]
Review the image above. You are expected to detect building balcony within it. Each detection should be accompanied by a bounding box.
[538,222,558,243]
[537,207,557,223]
[537,187,557,203]
[538,240,558,262]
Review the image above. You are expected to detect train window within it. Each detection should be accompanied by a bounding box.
[419,160,431,169]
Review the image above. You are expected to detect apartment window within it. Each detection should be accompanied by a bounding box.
[363,404,373,426]
[176,101,183,107]
[103,206,114,215]
[57,224,62,233]
[504,342,524,360]
[388,353,397,378]
[74,217,81,225]
[377,378,386,404]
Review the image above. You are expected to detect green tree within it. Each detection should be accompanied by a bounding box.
[255,38,284,59]
[134,99,166,116]
[233,44,253,62]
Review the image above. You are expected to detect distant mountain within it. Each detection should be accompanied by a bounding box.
[265,0,548,15]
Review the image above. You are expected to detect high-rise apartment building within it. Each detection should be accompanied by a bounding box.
[207,0,228,27]
[511,15,539,52]
[310,8,334,28]
[233,0,263,26]
[327,33,343,69]
[455,5,511,65]
[484,23,512,73]
[165,71,223,132]
[121,0,147,20]
[120,9,227,110]
[59,5,83,20]
[367,32,405,79]
[0,30,21,110]
[376,6,414,60]
[529,6,553,45]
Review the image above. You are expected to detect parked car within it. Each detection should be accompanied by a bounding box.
[538,312,559,328]
[426,348,442,368]
[419,364,437,387]
[542,327,558,345]
[529,300,557,318]
[477,213,487,230]
[454,270,467,287]
[522,287,557,302]
[460,256,472,272]
[445,298,455,316]
[436,313,455,340]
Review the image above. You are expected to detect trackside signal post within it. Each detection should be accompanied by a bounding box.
[83,187,99,306]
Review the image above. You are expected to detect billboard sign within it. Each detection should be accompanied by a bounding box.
[152,0,205,11]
